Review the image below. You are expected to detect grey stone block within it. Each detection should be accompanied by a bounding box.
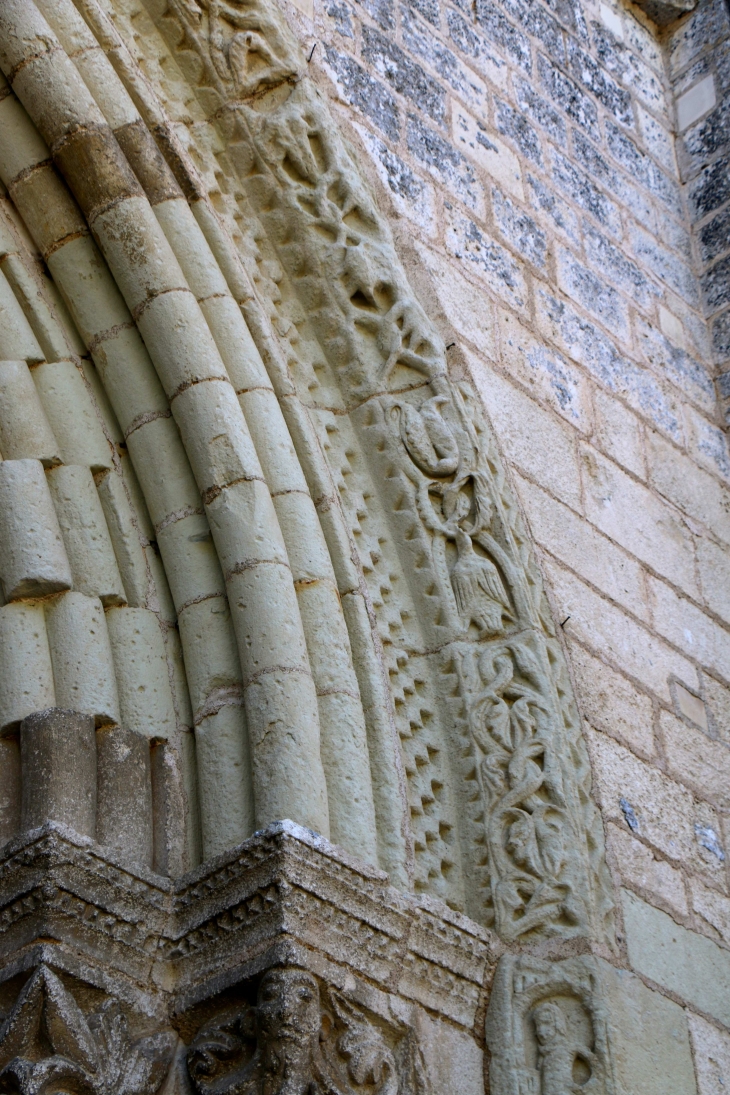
[20,708,96,837]
[362,25,446,125]
[538,53,599,139]
[323,47,400,141]
[96,723,153,869]
[475,0,532,71]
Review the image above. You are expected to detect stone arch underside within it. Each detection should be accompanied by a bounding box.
[0,0,615,955]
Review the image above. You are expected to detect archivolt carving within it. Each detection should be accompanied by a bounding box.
[187,967,429,1095]
[0,966,175,1095]
[0,0,614,944]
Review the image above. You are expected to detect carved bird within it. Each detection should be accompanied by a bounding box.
[451,527,512,636]
[396,395,460,478]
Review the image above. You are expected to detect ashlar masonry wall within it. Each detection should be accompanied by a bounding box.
[270,0,730,1087]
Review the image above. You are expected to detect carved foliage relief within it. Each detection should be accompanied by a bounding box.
[187,967,429,1095]
[127,0,613,942]
[0,966,175,1095]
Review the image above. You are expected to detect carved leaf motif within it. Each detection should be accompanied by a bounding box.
[0,966,175,1095]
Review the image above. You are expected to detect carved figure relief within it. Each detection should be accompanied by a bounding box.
[187,967,429,1095]
[0,966,175,1095]
[485,955,615,1095]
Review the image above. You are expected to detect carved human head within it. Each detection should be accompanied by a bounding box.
[532,1001,567,1046]
[255,968,321,1045]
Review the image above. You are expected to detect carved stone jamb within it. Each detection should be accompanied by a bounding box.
[485,954,616,1095]
[134,0,615,947]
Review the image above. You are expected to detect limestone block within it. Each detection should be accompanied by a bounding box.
[206,479,289,577]
[80,357,123,444]
[90,325,169,434]
[201,294,271,390]
[0,459,72,600]
[272,491,333,581]
[45,235,131,345]
[138,291,233,397]
[177,596,242,715]
[569,643,655,758]
[0,269,44,363]
[92,197,187,311]
[0,360,60,465]
[156,512,226,610]
[244,669,330,836]
[20,708,96,837]
[75,50,139,131]
[32,361,112,472]
[242,389,310,496]
[95,723,153,868]
[45,591,120,726]
[227,564,310,679]
[151,738,186,877]
[47,464,126,605]
[173,380,263,493]
[125,416,201,530]
[164,626,194,731]
[0,603,55,731]
[296,579,360,693]
[119,451,154,542]
[622,889,730,1026]
[144,545,176,625]
[316,690,378,860]
[96,470,148,607]
[606,823,689,920]
[153,198,228,300]
[606,965,698,1095]
[416,1011,484,1095]
[0,737,20,845]
[688,1011,730,1095]
[0,94,48,183]
[195,704,254,858]
[105,607,176,740]
[0,253,74,364]
[10,164,88,260]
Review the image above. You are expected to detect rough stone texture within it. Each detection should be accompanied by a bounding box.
[0,0,726,1088]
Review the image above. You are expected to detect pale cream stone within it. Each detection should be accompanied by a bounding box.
[690,876,730,946]
[144,544,176,625]
[0,252,73,364]
[9,36,107,148]
[164,626,194,731]
[647,430,730,546]
[0,359,60,465]
[0,602,55,730]
[569,643,655,757]
[96,470,149,607]
[661,710,730,807]
[178,727,202,866]
[125,416,201,529]
[316,689,378,860]
[74,50,139,130]
[467,361,583,509]
[92,326,169,435]
[206,478,289,576]
[697,535,730,625]
[702,673,730,745]
[592,389,646,480]
[79,357,123,445]
[413,243,497,359]
[47,464,126,605]
[606,822,688,918]
[580,444,698,598]
[173,379,263,492]
[119,451,154,542]
[273,492,334,581]
[200,295,271,390]
[416,1010,484,1095]
[177,595,242,715]
[195,704,254,859]
[45,590,120,725]
[452,106,522,201]
[687,1011,730,1095]
[92,197,187,310]
[0,458,72,600]
[622,889,730,1027]
[516,473,649,621]
[156,512,226,610]
[32,361,112,472]
[605,961,698,1095]
[587,726,724,878]
[153,198,228,300]
[46,235,131,344]
[545,557,696,702]
[0,267,44,363]
[673,680,709,730]
[244,668,330,836]
[240,388,309,496]
[0,95,48,183]
[649,576,730,682]
[227,564,310,679]
[105,606,176,739]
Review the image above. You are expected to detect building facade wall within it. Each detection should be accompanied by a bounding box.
[0,0,727,1089]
